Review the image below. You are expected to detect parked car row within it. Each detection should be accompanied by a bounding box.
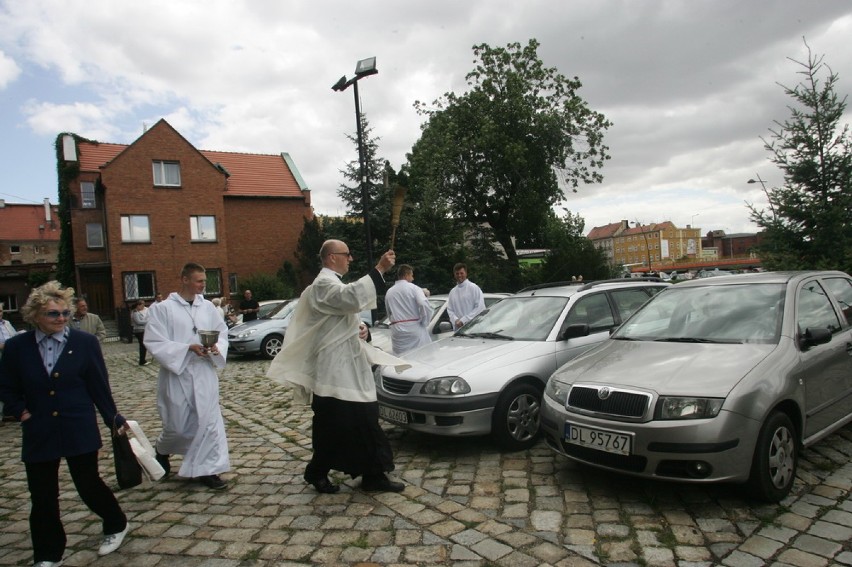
[374,271,852,502]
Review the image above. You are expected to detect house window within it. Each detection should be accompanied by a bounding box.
[81,182,96,208]
[10,245,20,254]
[205,269,222,295]
[190,216,217,241]
[86,223,104,248]
[0,294,18,312]
[153,161,181,186]
[120,215,150,242]
[123,272,156,301]
[229,273,238,296]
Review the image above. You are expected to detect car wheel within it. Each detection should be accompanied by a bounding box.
[491,382,542,451]
[746,411,797,502]
[260,334,284,359]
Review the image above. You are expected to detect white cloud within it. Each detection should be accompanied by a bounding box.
[0,49,20,89]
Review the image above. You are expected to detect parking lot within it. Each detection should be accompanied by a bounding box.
[0,340,850,566]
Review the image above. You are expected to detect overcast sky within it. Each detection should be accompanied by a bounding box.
[1,1,850,236]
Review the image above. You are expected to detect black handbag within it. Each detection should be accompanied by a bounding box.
[112,419,142,489]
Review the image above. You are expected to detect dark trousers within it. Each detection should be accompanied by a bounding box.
[304,394,394,483]
[134,332,147,364]
[25,451,127,563]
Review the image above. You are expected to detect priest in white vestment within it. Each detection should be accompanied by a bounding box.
[144,263,230,490]
[384,264,432,355]
[446,262,485,329]
[267,240,410,494]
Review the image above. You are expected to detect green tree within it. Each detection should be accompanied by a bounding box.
[295,216,325,289]
[407,39,612,289]
[238,272,290,302]
[537,210,614,283]
[748,42,852,273]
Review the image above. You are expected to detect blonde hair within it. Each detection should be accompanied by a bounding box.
[21,280,76,325]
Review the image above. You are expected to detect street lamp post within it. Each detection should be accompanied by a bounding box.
[332,57,378,267]
[633,221,652,273]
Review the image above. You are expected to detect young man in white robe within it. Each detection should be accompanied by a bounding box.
[384,264,432,355]
[446,262,485,330]
[266,240,410,494]
[144,262,231,490]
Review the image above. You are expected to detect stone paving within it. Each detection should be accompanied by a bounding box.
[0,340,850,566]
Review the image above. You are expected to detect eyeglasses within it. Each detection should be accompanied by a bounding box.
[329,252,353,258]
[43,310,72,319]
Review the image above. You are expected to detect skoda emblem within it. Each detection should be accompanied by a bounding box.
[598,387,611,400]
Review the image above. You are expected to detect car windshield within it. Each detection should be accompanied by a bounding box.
[614,283,785,344]
[269,300,299,320]
[457,296,569,341]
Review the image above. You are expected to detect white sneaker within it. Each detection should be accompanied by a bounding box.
[33,561,63,567]
[98,523,130,556]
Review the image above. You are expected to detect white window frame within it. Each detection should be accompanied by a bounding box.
[81,181,96,208]
[190,215,217,241]
[120,215,151,243]
[86,223,104,248]
[205,269,222,295]
[153,160,181,186]
[10,245,20,255]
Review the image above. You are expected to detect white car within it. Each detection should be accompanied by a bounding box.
[376,279,669,450]
[370,293,509,352]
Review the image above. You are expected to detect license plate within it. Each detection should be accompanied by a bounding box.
[379,405,408,424]
[564,423,632,455]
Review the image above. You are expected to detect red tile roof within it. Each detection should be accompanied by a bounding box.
[0,203,61,241]
[76,142,305,198]
[587,222,624,240]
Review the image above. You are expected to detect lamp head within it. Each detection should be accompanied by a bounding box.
[354,56,378,78]
[331,75,348,92]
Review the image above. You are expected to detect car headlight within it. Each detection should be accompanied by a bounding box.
[421,377,470,395]
[657,397,723,420]
[234,328,257,339]
[544,377,571,406]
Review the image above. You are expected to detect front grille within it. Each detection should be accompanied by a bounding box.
[568,386,650,418]
[382,376,415,395]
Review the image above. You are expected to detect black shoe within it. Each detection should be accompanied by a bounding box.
[198,474,227,490]
[361,474,405,493]
[309,477,340,494]
[155,451,170,476]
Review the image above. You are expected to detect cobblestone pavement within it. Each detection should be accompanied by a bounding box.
[1,341,850,567]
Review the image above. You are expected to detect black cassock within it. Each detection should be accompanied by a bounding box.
[304,394,395,481]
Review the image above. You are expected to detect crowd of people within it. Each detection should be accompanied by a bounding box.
[0,245,488,566]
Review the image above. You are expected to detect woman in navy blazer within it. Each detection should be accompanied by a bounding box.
[0,281,131,566]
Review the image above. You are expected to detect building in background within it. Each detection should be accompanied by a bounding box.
[0,200,61,328]
[58,119,312,321]
[588,220,702,272]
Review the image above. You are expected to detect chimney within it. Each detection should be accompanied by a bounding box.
[44,198,52,223]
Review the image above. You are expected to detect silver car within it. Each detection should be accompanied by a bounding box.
[228,299,299,359]
[377,279,669,450]
[370,292,509,353]
[541,271,852,501]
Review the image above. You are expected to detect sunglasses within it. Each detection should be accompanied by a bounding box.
[44,310,72,319]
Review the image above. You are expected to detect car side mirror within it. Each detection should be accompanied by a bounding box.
[799,327,832,350]
[436,321,453,334]
[560,323,590,340]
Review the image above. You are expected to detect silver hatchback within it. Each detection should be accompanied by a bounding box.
[541,271,852,501]
[377,279,669,450]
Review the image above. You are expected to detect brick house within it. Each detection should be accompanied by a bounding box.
[58,119,312,320]
[0,200,61,328]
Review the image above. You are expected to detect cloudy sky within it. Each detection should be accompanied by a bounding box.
[1,1,851,236]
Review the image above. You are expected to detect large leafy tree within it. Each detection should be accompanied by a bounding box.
[748,42,852,273]
[406,39,612,289]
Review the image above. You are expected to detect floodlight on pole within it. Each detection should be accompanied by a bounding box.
[331,56,379,267]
